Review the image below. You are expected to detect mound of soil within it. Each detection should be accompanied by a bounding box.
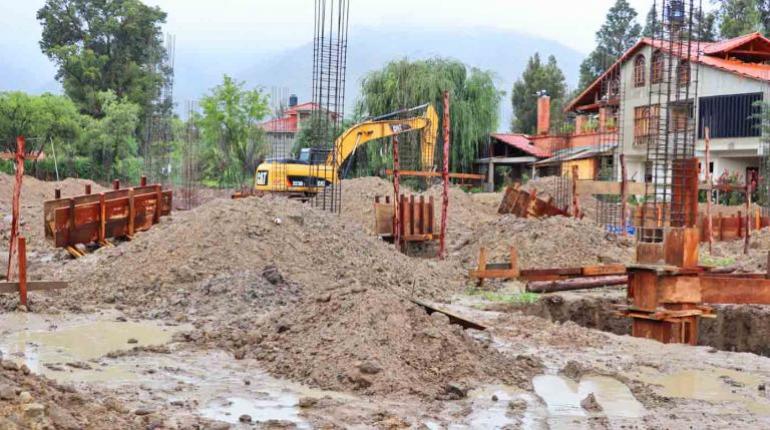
[707,227,770,272]
[238,287,543,398]
[0,359,136,429]
[0,173,105,252]
[451,215,635,269]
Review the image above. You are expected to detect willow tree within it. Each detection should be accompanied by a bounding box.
[355,58,501,175]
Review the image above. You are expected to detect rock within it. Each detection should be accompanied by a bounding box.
[1,360,19,371]
[560,360,585,381]
[127,338,139,344]
[170,400,184,407]
[19,365,30,375]
[116,316,127,322]
[297,397,318,408]
[233,349,246,360]
[357,361,382,375]
[0,385,15,400]
[238,414,252,423]
[21,403,45,421]
[243,379,251,386]
[444,382,469,399]
[430,312,451,326]
[315,293,332,303]
[507,399,528,412]
[134,408,154,416]
[491,394,499,402]
[759,383,766,391]
[18,391,32,404]
[262,265,284,285]
[16,305,28,313]
[580,393,603,412]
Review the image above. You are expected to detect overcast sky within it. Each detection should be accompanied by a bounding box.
[2,0,671,56]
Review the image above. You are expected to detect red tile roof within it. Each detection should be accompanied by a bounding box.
[567,32,770,112]
[491,133,551,158]
[261,116,298,133]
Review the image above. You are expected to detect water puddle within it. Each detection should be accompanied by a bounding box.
[532,374,645,429]
[464,384,525,428]
[636,367,770,414]
[0,311,186,382]
[201,394,307,427]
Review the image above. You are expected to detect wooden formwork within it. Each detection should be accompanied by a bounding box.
[374,194,435,243]
[44,180,173,249]
[498,184,570,218]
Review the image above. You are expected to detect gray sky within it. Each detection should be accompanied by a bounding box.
[2,0,664,56]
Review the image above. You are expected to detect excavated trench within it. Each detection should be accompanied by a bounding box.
[510,290,770,357]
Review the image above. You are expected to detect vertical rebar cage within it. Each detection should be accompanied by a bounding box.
[595,64,623,230]
[310,0,350,213]
[640,0,702,242]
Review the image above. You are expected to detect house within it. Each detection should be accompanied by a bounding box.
[566,32,770,184]
[260,95,339,158]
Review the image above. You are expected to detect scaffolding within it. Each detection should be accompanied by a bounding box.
[310,0,350,213]
[640,0,702,241]
[143,33,176,186]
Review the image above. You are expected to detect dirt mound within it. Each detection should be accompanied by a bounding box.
[451,215,635,269]
[0,358,137,429]
[235,287,542,398]
[707,227,770,272]
[0,173,105,252]
[523,176,600,220]
[340,176,498,241]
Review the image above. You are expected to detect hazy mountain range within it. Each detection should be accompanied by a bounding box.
[0,26,585,131]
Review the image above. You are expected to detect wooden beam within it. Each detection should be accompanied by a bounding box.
[701,276,770,305]
[0,281,68,294]
[384,169,485,181]
[527,275,628,293]
[411,299,487,330]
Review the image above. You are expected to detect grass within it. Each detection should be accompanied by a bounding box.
[465,288,540,304]
[700,254,737,268]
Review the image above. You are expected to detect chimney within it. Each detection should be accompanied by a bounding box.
[537,95,551,135]
[289,94,298,108]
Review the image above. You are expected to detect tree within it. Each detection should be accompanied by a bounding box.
[643,4,717,41]
[357,58,501,173]
[36,0,168,120]
[0,92,82,153]
[511,53,567,135]
[198,75,270,186]
[716,0,764,38]
[579,0,642,90]
[80,91,142,181]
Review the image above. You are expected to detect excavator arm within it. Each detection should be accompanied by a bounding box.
[326,104,439,171]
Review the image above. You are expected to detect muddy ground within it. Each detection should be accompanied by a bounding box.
[2,173,770,428]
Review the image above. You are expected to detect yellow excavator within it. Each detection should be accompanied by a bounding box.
[253,103,439,196]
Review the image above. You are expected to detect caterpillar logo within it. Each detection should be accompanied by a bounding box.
[390,124,413,133]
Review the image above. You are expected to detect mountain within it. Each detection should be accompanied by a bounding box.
[180,26,585,131]
[0,26,585,132]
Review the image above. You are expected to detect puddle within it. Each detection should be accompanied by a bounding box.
[637,368,770,414]
[0,312,187,382]
[201,394,307,427]
[464,385,524,428]
[533,374,645,429]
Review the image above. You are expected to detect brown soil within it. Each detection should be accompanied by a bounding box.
[0,359,137,429]
[0,173,105,253]
[451,215,636,269]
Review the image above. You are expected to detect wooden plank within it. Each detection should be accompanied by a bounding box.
[385,169,485,181]
[411,299,487,330]
[527,275,627,293]
[658,275,702,304]
[581,264,627,276]
[0,281,68,294]
[637,242,665,265]
[701,276,770,305]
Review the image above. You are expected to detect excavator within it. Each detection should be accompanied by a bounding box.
[253,103,439,196]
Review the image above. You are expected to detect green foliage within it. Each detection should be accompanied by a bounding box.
[36,0,168,119]
[0,92,82,152]
[716,0,764,38]
[198,75,270,187]
[579,0,642,90]
[511,54,567,134]
[700,254,737,268]
[357,58,501,174]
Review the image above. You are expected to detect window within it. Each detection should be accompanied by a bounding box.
[671,102,693,132]
[634,55,646,87]
[698,92,763,139]
[634,104,660,146]
[677,61,690,86]
[651,51,664,84]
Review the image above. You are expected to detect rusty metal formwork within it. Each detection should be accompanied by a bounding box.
[640,0,702,240]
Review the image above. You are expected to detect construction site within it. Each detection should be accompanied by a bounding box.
[6,0,770,429]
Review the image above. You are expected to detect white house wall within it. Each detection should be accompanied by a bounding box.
[616,45,769,184]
